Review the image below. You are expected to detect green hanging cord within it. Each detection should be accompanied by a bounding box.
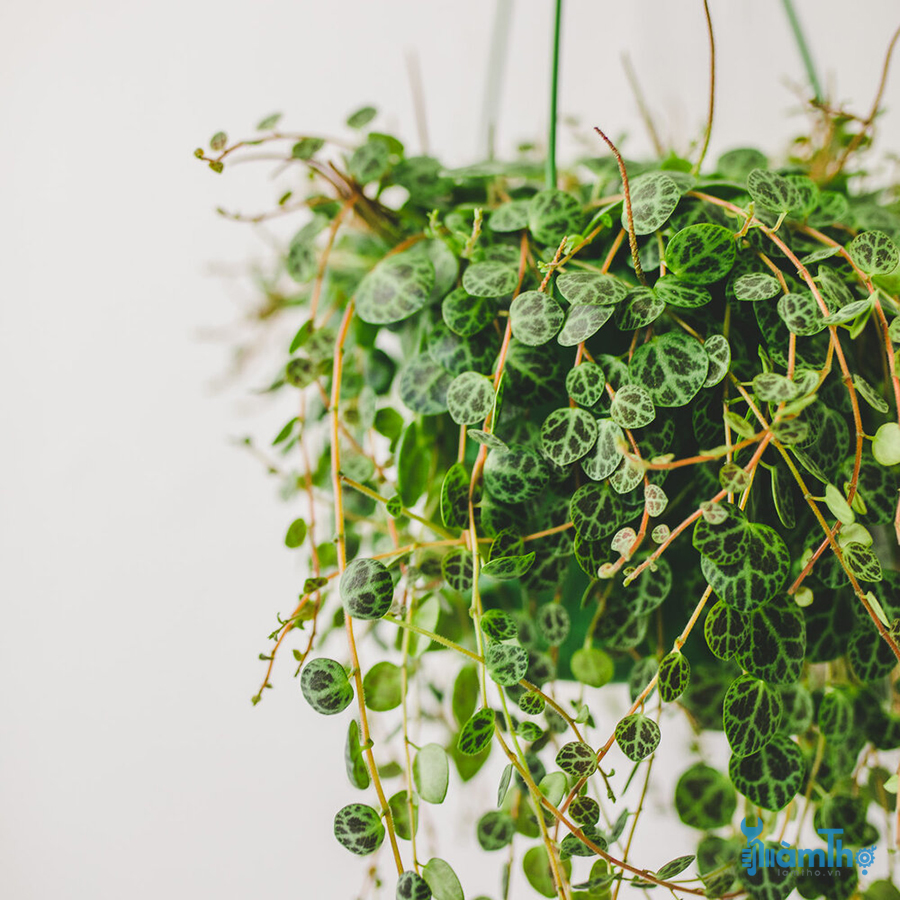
[781,0,823,103]
[546,0,563,189]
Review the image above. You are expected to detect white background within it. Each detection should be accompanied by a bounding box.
[2,1,899,898]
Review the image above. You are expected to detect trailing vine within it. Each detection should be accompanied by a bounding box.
[196,7,900,900]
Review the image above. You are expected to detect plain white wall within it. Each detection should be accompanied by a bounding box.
[1,1,899,898]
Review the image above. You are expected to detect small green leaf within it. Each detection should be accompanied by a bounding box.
[301,658,354,716]
[610,383,656,428]
[844,541,883,582]
[557,302,616,345]
[824,483,855,524]
[541,407,600,466]
[284,518,308,548]
[414,743,450,805]
[422,858,464,900]
[566,361,606,406]
[733,272,780,301]
[556,272,627,305]
[665,224,736,285]
[873,422,900,466]
[257,112,282,130]
[657,651,691,702]
[346,106,377,129]
[615,713,661,761]
[396,871,432,900]
[333,803,385,855]
[363,661,403,711]
[457,708,496,755]
[480,609,518,642]
[536,603,570,646]
[703,334,731,387]
[446,371,495,425]
[341,557,395,620]
[345,719,370,790]
[481,553,536,580]
[442,288,494,337]
[291,137,324,159]
[571,647,614,687]
[476,810,515,850]
[656,855,695,880]
[485,642,528,686]
[523,845,572,898]
[529,189,582,245]
[674,763,736,829]
[746,168,797,213]
[848,230,900,275]
[489,200,531,233]
[623,171,681,234]
[722,674,782,757]
[462,261,518,297]
[509,291,564,345]
[356,253,435,325]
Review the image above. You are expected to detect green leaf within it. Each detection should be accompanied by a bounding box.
[257,112,282,130]
[442,288,495,337]
[452,665,479,727]
[844,541,883,582]
[523,845,572,898]
[396,871,432,900]
[848,230,900,275]
[560,824,606,859]
[301,658,354,715]
[333,803,385,855]
[615,713,661,761]
[446,371,495,425]
[657,651,691,702]
[733,272,780,301]
[570,482,623,541]
[623,171,681,234]
[350,138,391,184]
[729,734,804,810]
[653,274,711,308]
[571,647,614,688]
[489,200,531,232]
[569,796,601,826]
[703,334,731,387]
[346,106,377,128]
[481,553,536,580]
[610,383,656,429]
[556,272,627,305]
[458,708,496,755]
[536,603,570,646]
[485,642,528,686]
[873,422,900,466]
[462,261,518,297]
[825,482,855,524]
[479,612,518,649]
[291,137,324,160]
[363,661,403,711]
[818,690,854,743]
[693,502,750,565]
[374,408,404,442]
[529,189,582,245]
[557,302,616,346]
[284,517,308,548]
[581,419,626,480]
[629,331,709,408]
[467,428,507,450]
[746,168,797,213]
[656,855,695,880]
[753,372,800,402]
[509,290,564,345]
[777,291,825,336]
[441,548,473,593]
[674,763,736,829]
[476,810,515,851]
[399,354,452,416]
[701,523,790,613]
[209,131,227,150]
[356,252,435,325]
[704,600,747,661]
[665,224,736,284]
[497,763,513,806]
[484,446,550,503]
[722,674,783,757]
[422,858,464,900]
[615,286,665,330]
[414,743,449,805]
[540,407,600,466]
[566,361,606,406]
[734,593,806,684]
[440,462,469,531]
[340,557,395,620]
[345,719,370,790]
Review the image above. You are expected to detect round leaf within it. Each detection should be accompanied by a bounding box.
[446,371,495,425]
[629,331,709,408]
[665,224,736,284]
[356,253,435,324]
[540,407,600,466]
[509,290,564,345]
[333,803,385,856]
[623,171,681,234]
[301,658,354,716]
[341,557,395,620]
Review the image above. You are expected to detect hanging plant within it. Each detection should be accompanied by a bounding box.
[196,3,900,898]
